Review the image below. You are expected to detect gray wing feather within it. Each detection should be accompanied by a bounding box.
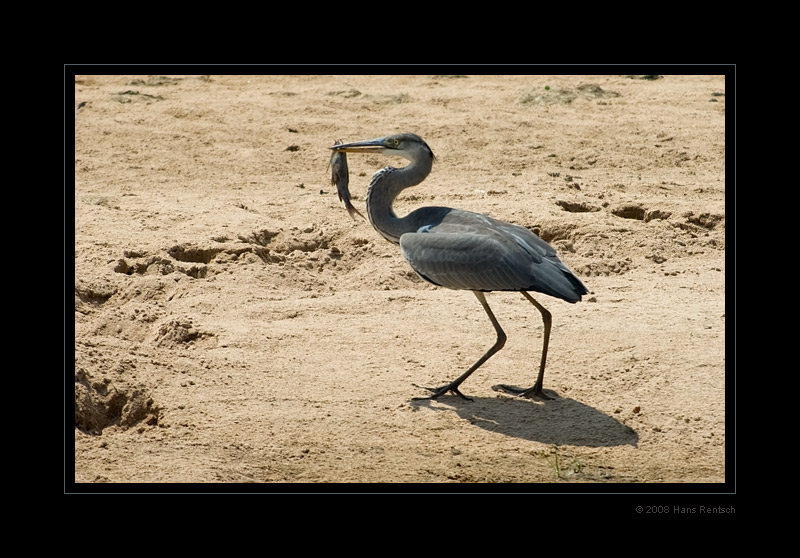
[399,211,588,302]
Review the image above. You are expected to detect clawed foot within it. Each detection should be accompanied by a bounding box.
[411,383,473,401]
[492,383,554,400]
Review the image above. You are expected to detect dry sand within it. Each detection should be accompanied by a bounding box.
[72,74,728,487]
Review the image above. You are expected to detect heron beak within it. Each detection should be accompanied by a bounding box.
[328,137,387,153]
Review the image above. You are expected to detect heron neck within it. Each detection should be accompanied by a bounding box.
[366,156,433,244]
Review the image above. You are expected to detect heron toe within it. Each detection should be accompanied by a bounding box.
[492,383,554,400]
[412,383,473,401]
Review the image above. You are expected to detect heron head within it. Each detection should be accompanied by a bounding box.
[329,133,435,163]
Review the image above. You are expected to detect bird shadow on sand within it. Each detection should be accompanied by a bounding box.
[410,390,638,448]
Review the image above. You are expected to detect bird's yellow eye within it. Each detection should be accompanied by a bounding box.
[392,138,400,146]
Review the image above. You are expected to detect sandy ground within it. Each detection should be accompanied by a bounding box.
[71,74,728,487]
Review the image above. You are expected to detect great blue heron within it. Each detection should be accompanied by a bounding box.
[330,133,588,401]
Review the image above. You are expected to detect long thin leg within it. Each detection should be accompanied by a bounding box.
[413,291,506,401]
[492,291,553,400]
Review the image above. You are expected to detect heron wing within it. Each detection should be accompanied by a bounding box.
[399,211,588,302]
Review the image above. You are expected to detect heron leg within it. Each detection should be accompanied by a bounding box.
[492,291,553,400]
[412,291,506,401]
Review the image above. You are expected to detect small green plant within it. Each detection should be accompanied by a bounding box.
[548,445,585,479]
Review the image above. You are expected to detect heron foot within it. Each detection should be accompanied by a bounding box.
[492,383,553,400]
[411,383,473,401]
